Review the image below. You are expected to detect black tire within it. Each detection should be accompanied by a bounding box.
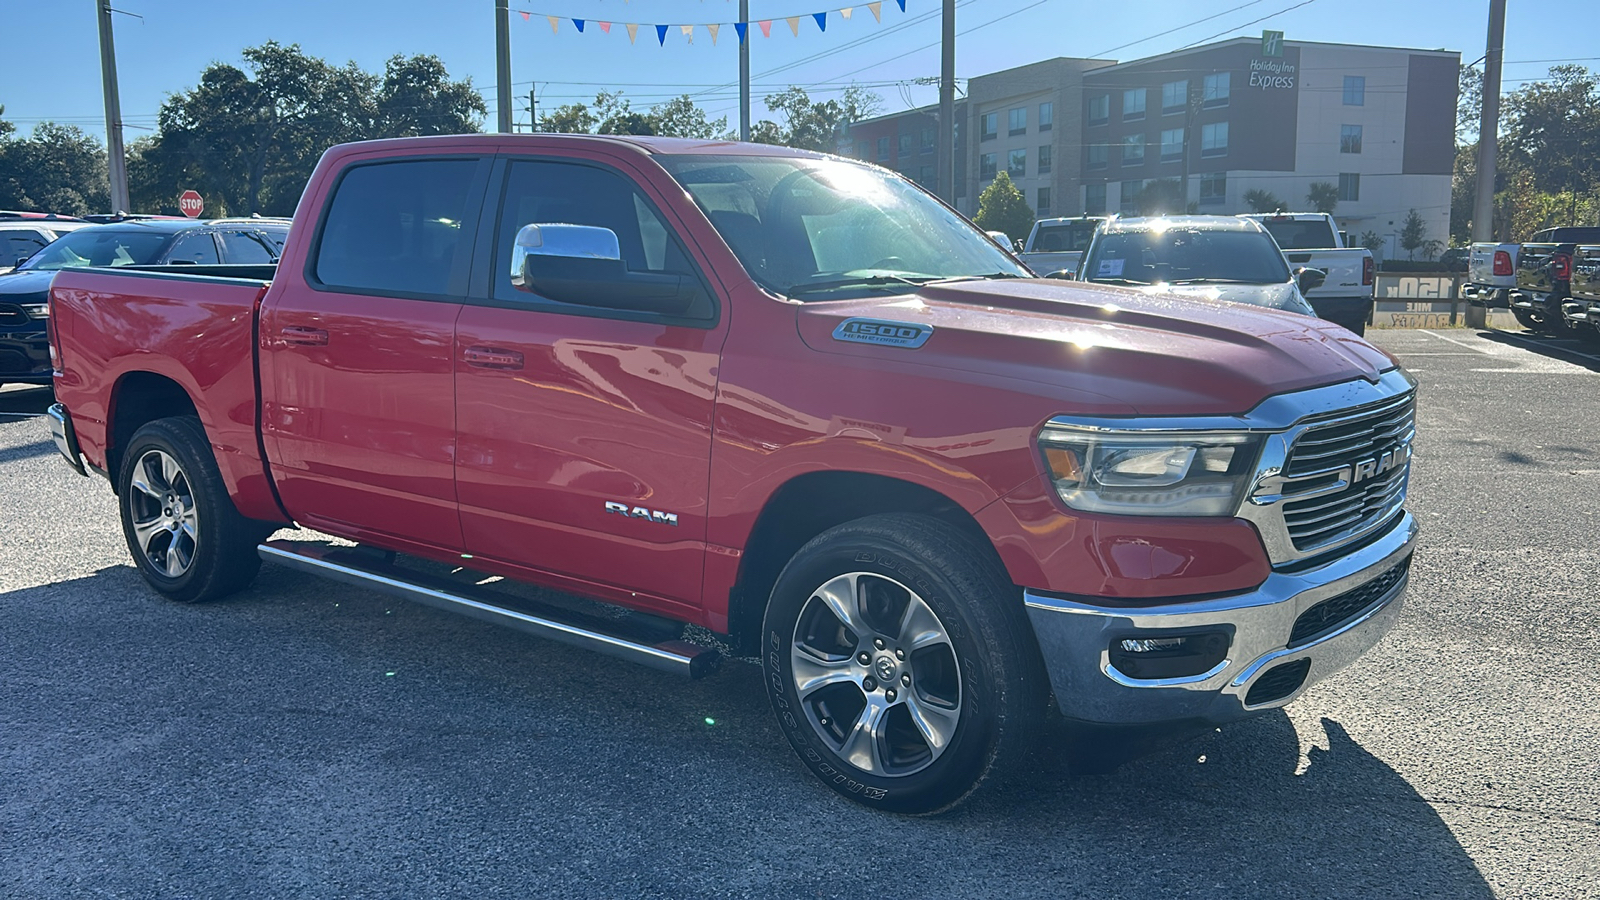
[116,416,271,603]
[762,513,1047,815]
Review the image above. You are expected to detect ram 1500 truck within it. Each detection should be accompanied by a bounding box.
[1016,216,1106,276]
[1478,228,1600,336]
[1241,212,1376,335]
[47,135,1418,814]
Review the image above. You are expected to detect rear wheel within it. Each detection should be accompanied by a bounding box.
[117,416,271,603]
[762,513,1047,815]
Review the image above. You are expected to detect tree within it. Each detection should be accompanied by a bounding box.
[0,122,110,215]
[649,95,729,139]
[1503,65,1600,214]
[1358,230,1385,253]
[973,171,1034,241]
[537,91,728,138]
[1399,209,1428,260]
[1458,64,1483,142]
[375,54,487,137]
[536,102,598,134]
[1243,189,1285,213]
[1135,179,1184,216]
[1306,181,1339,214]
[756,85,882,151]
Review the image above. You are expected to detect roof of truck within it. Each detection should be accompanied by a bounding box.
[326,133,832,159]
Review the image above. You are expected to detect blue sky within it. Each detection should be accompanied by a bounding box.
[3,0,1596,142]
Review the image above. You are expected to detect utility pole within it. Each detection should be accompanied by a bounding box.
[529,86,538,133]
[96,0,129,214]
[938,0,955,204]
[739,0,751,140]
[495,0,513,134]
[1468,0,1506,328]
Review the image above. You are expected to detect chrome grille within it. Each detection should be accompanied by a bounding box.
[1281,394,1415,554]
[0,303,28,326]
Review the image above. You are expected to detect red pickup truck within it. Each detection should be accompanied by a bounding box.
[46,135,1417,814]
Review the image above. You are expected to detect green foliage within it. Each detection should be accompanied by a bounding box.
[973,171,1034,240]
[1399,209,1427,260]
[1306,181,1338,214]
[1243,189,1285,213]
[1458,64,1482,143]
[130,42,484,217]
[1358,230,1385,253]
[756,85,882,151]
[538,91,727,138]
[1135,179,1184,216]
[0,120,110,215]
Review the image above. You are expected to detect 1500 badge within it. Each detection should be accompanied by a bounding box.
[832,318,934,349]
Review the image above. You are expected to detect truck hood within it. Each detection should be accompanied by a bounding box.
[0,269,53,306]
[1139,281,1317,316]
[796,278,1397,417]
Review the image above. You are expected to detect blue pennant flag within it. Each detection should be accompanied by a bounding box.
[572,18,584,32]
[897,0,906,10]
[813,11,827,31]
[656,23,669,45]
[734,21,748,43]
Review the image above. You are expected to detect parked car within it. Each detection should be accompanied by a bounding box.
[1240,212,1376,335]
[1467,227,1600,335]
[1076,215,1325,317]
[0,214,90,275]
[0,218,289,391]
[1016,215,1105,276]
[1437,247,1469,272]
[47,135,1416,814]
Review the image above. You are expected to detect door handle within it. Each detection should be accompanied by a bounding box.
[463,346,524,370]
[280,325,328,346]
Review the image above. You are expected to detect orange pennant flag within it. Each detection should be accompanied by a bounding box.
[867,2,882,22]
[626,22,639,43]
[547,15,559,33]
[707,23,720,44]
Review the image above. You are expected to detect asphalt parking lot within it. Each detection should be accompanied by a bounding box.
[2,327,1597,899]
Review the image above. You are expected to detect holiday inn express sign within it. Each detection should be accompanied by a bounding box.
[1250,31,1295,90]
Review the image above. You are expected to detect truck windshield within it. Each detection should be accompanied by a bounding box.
[1084,227,1291,286]
[17,229,172,272]
[1031,222,1097,253]
[658,154,1030,298]
[1257,218,1337,251]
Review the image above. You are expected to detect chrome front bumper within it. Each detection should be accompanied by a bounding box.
[1024,511,1417,726]
[47,402,87,477]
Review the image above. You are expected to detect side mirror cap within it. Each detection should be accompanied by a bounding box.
[1294,266,1327,293]
[513,223,703,316]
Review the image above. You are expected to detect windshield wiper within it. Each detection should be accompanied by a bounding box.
[1086,277,1151,286]
[784,274,933,296]
[1168,278,1259,285]
[927,272,1026,284]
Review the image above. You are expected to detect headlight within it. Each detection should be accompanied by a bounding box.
[20,303,48,319]
[1038,424,1262,516]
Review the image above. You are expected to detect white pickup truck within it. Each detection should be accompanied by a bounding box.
[1241,212,1376,335]
[1016,216,1105,277]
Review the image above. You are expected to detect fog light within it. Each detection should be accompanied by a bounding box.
[1108,630,1230,680]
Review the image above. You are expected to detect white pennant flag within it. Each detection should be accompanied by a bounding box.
[626,22,639,43]
[547,15,560,33]
[840,7,854,19]
[707,23,720,44]
[681,24,695,44]
[867,2,882,22]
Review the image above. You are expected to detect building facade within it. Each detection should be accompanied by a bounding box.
[843,36,1458,257]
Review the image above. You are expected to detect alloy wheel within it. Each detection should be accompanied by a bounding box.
[126,448,200,578]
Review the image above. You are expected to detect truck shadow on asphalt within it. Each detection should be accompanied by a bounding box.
[2,564,1495,898]
[0,385,52,416]
[1476,328,1600,372]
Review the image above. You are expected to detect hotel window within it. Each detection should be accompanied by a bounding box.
[877,137,890,161]
[1199,172,1227,205]
[919,166,935,187]
[1039,101,1054,131]
[1123,89,1146,121]
[1038,144,1053,174]
[1085,182,1107,215]
[1087,142,1108,169]
[856,141,870,159]
[1037,187,1051,215]
[1088,94,1110,126]
[1339,172,1361,202]
[922,127,935,152]
[1120,179,1144,215]
[1008,149,1027,178]
[1341,124,1363,154]
[1343,76,1366,106]
[1009,107,1027,136]
[979,152,997,180]
[1160,128,1184,163]
[1162,80,1188,115]
[1201,121,1228,158]
[981,112,999,141]
[1202,72,1230,109]
[899,133,914,156]
[1121,133,1145,166]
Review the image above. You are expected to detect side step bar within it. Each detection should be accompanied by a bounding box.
[258,540,720,679]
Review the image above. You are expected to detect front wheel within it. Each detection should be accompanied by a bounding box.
[117,416,271,603]
[763,513,1047,815]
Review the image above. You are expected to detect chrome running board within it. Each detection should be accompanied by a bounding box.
[258,540,719,679]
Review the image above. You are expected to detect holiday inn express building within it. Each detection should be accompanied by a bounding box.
[845,36,1458,256]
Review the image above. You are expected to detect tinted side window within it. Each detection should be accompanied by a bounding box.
[493,160,700,312]
[218,231,277,264]
[315,159,478,296]
[169,233,220,265]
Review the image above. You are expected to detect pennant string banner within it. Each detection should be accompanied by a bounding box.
[512,3,906,45]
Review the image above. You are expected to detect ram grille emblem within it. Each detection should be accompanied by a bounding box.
[604,501,679,527]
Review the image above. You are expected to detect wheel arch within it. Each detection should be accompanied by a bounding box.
[723,470,1009,654]
[106,370,199,490]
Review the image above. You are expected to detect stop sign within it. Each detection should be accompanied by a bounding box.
[178,190,204,218]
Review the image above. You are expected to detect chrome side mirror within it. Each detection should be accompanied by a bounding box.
[1294,266,1327,294]
[510,223,622,288]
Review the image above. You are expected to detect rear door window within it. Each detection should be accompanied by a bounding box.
[218,231,277,264]
[169,233,221,265]
[314,159,481,297]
